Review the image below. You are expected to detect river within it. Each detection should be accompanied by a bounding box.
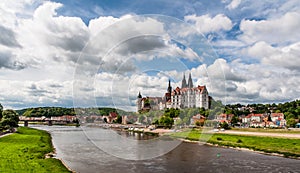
[31,125,300,173]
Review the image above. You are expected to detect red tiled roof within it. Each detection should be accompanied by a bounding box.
[271,113,284,117]
[109,112,118,118]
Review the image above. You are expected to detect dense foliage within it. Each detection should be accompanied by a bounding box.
[17,107,133,117]
[0,104,19,131]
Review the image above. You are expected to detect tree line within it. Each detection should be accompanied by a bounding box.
[0,104,19,131]
[17,107,133,117]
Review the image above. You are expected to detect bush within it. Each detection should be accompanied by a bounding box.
[237,139,243,143]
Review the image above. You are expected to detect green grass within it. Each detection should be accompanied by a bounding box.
[0,127,71,172]
[171,129,300,158]
[231,127,300,134]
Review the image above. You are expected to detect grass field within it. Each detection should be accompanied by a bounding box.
[0,127,71,172]
[170,129,300,158]
[231,127,300,133]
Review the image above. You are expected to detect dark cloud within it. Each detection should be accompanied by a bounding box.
[116,36,166,55]
[0,25,22,48]
[0,51,27,70]
[48,33,89,52]
[27,84,50,97]
[49,84,63,88]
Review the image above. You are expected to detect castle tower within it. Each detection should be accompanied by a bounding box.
[167,80,172,94]
[181,73,187,88]
[165,80,172,102]
[136,92,142,112]
[187,73,193,88]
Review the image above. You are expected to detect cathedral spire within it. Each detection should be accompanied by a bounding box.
[188,73,193,88]
[167,79,172,93]
[137,91,142,98]
[181,73,187,88]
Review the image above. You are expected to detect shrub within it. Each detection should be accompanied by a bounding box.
[237,139,243,143]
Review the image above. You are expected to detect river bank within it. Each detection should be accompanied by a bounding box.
[0,127,71,172]
[31,125,300,173]
[169,128,300,159]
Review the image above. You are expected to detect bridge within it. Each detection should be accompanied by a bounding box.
[19,116,76,126]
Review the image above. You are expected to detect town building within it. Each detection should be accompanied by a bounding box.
[215,113,234,124]
[241,113,286,128]
[136,73,210,112]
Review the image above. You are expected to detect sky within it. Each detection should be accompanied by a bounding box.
[0,0,300,111]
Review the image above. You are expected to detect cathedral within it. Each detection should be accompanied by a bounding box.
[136,73,210,112]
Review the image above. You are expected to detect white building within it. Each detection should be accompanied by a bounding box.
[171,73,209,109]
[136,73,210,112]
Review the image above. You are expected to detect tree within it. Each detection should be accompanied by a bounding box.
[231,115,239,125]
[159,116,174,128]
[115,115,122,124]
[220,121,230,130]
[287,118,296,128]
[0,109,19,129]
[0,103,3,120]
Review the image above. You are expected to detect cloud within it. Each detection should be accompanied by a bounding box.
[0,25,21,48]
[0,51,27,70]
[241,41,300,71]
[184,14,233,34]
[0,79,73,109]
[1,0,300,110]
[239,12,300,44]
[261,42,300,71]
[226,0,241,10]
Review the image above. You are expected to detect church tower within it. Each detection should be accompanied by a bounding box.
[165,80,172,102]
[181,73,187,88]
[136,91,142,112]
[167,80,172,94]
[187,73,193,88]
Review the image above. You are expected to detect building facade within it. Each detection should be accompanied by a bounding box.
[136,73,210,112]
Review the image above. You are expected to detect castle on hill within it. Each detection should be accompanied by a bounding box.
[136,73,210,112]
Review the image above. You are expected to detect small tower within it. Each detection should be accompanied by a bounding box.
[167,80,172,94]
[165,80,172,102]
[187,73,193,88]
[136,92,142,112]
[181,73,187,88]
[137,91,142,99]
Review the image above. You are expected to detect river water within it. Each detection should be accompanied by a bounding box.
[32,125,300,173]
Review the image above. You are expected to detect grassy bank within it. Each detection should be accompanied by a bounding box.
[0,127,71,172]
[170,129,300,158]
[230,127,300,133]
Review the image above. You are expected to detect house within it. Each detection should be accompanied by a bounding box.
[190,114,206,125]
[271,113,284,122]
[250,113,264,122]
[107,112,118,123]
[242,114,252,124]
[216,113,234,124]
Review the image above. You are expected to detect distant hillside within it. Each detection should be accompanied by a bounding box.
[16,107,133,117]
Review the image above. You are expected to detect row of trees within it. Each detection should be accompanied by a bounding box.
[0,104,19,131]
[18,107,133,117]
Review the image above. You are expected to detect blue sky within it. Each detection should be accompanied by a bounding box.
[0,0,300,110]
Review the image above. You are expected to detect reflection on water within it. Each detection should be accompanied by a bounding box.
[32,125,300,173]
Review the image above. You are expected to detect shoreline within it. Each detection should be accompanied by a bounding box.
[176,137,300,160]
[46,131,75,173]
